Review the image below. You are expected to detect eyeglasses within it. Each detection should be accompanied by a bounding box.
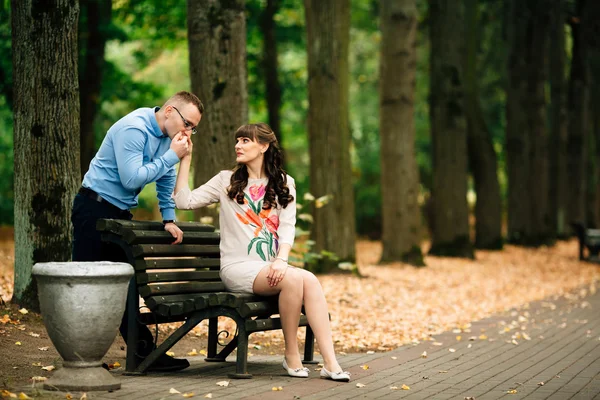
[172,106,197,135]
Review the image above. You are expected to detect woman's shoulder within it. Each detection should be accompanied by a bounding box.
[217,170,234,180]
[284,173,295,186]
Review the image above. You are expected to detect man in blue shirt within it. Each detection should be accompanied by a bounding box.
[71,91,203,372]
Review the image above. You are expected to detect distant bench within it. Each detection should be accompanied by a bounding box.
[571,222,600,263]
[98,219,316,378]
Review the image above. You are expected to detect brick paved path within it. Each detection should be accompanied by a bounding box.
[30,285,600,399]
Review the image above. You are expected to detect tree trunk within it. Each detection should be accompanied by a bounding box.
[506,0,552,246]
[79,0,112,178]
[187,0,248,227]
[548,0,569,237]
[463,0,503,250]
[259,0,284,160]
[428,0,473,258]
[11,0,80,310]
[304,0,356,267]
[378,0,423,265]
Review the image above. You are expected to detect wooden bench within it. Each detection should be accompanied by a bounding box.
[571,222,600,263]
[97,219,316,378]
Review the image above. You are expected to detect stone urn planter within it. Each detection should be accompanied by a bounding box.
[32,261,133,392]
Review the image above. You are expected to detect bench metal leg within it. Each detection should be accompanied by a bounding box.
[303,325,318,364]
[205,317,225,362]
[135,313,205,374]
[125,278,140,374]
[228,323,252,379]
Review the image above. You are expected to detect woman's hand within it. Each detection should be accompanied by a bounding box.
[267,258,288,287]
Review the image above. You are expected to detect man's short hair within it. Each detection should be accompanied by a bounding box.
[166,91,204,114]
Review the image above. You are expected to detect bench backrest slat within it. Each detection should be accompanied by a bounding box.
[139,281,226,297]
[137,271,221,284]
[133,244,220,258]
[123,230,221,245]
[137,258,221,271]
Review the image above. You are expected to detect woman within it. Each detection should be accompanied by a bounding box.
[173,123,350,381]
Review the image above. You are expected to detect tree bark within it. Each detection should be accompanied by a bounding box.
[187,0,248,227]
[11,0,80,310]
[506,0,552,245]
[304,0,356,267]
[548,0,569,237]
[79,0,112,178]
[428,0,473,258]
[463,0,503,250]
[259,0,283,155]
[379,0,423,265]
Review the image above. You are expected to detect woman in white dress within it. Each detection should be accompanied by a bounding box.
[173,123,350,381]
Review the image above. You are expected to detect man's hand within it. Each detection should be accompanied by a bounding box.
[164,222,183,244]
[170,132,189,159]
[183,135,193,159]
[267,259,288,287]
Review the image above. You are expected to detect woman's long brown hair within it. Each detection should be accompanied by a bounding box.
[227,123,294,209]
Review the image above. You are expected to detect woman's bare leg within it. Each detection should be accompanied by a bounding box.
[253,266,304,369]
[296,269,343,373]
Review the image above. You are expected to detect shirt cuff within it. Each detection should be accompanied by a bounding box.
[162,149,180,168]
[161,208,176,221]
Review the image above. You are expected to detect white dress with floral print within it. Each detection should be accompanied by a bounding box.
[173,170,296,293]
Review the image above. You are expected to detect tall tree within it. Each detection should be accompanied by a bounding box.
[304,0,356,266]
[506,0,552,245]
[378,0,423,265]
[187,0,248,226]
[79,0,112,178]
[548,0,569,237]
[428,0,473,258]
[566,0,592,228]
[11,0,80,309]
[259,0,283,147]
[464,0,503,250]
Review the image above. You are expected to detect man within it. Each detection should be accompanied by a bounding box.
[71,91,203,371]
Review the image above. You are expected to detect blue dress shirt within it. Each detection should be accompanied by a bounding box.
[82,107,180,221]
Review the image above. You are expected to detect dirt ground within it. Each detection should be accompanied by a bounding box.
[1,226,600,392]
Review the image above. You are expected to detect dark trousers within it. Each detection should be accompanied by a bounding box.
[71,193,155,358]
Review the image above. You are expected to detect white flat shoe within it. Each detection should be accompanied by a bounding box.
[320,366,351,382]
[282,359,309,378]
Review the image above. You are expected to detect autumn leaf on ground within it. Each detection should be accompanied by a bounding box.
[356,383,366,388]
[30,376,47,382]
[421,351,427,358]
[18,394,31,399]
[28,332,39,338]
[401,384,410,390]
[182,393,194,398]
[449,348,456,353]
[507,390,517,394]
[271,387,283,391]
[390,386,399,390]
[18,309,28,315]
[1,390,17,398]
[216,381,229,387]
[166,351,175,357]
[65,394,72,400]
[31,363,41,367]
[38,347,49,351]
[199,349,207,356]
[187,349,198,356]
[41,365,55,371]
[204,394,212,399]
[479,335,488,340]
[366,350,375,354]
[0,315,9,324]
[14,342,21,346]
[360,365,369,370]
[433,342,443,346]
[79,394,87,400]
[169,388,181,394]
[391,356,397,360]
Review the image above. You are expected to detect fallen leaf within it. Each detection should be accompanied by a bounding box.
[18,394,31,400]
[479,335,488,340]
[187,349,198,356]
[18,309,28,315]
[391,356,397,360]
[169,388,181,394]
[65,395,72,400]
[0,315,10,324]
[31,363,41,367]
[166,351,175,357]
[537,382,544,386]
[390,386,398,390]
[456,335,462,341]
[401,384,410,390]
[199,349,207,356]
[41,365,55,371]
[38,347,49,351]
[507,390,517,394]
[1,390,17,398]
[182,393,194,398]
[14,342,21,346]
[31,376,47,382]
[366,350,375,354]
[28,333,40,338]
[361,365,369,370]
[204,395,212,399]
[449,348,456,353]
[356,383,366,388]
[433,342,443,346]
[80,394,87,400]
[421,351,427,358]
[468,344,472,348]
[464,397,475,400]
[271,387,283,391]
[216,381,229,387]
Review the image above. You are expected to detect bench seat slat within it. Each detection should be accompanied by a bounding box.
[137,271,221,284]
[122,230,220,245]
[139,281,226,297]
[137,258,221,271]
[144,293,212,313]
[133,244,220,257]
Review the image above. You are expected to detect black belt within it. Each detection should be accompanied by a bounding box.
[78,187,128,214]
